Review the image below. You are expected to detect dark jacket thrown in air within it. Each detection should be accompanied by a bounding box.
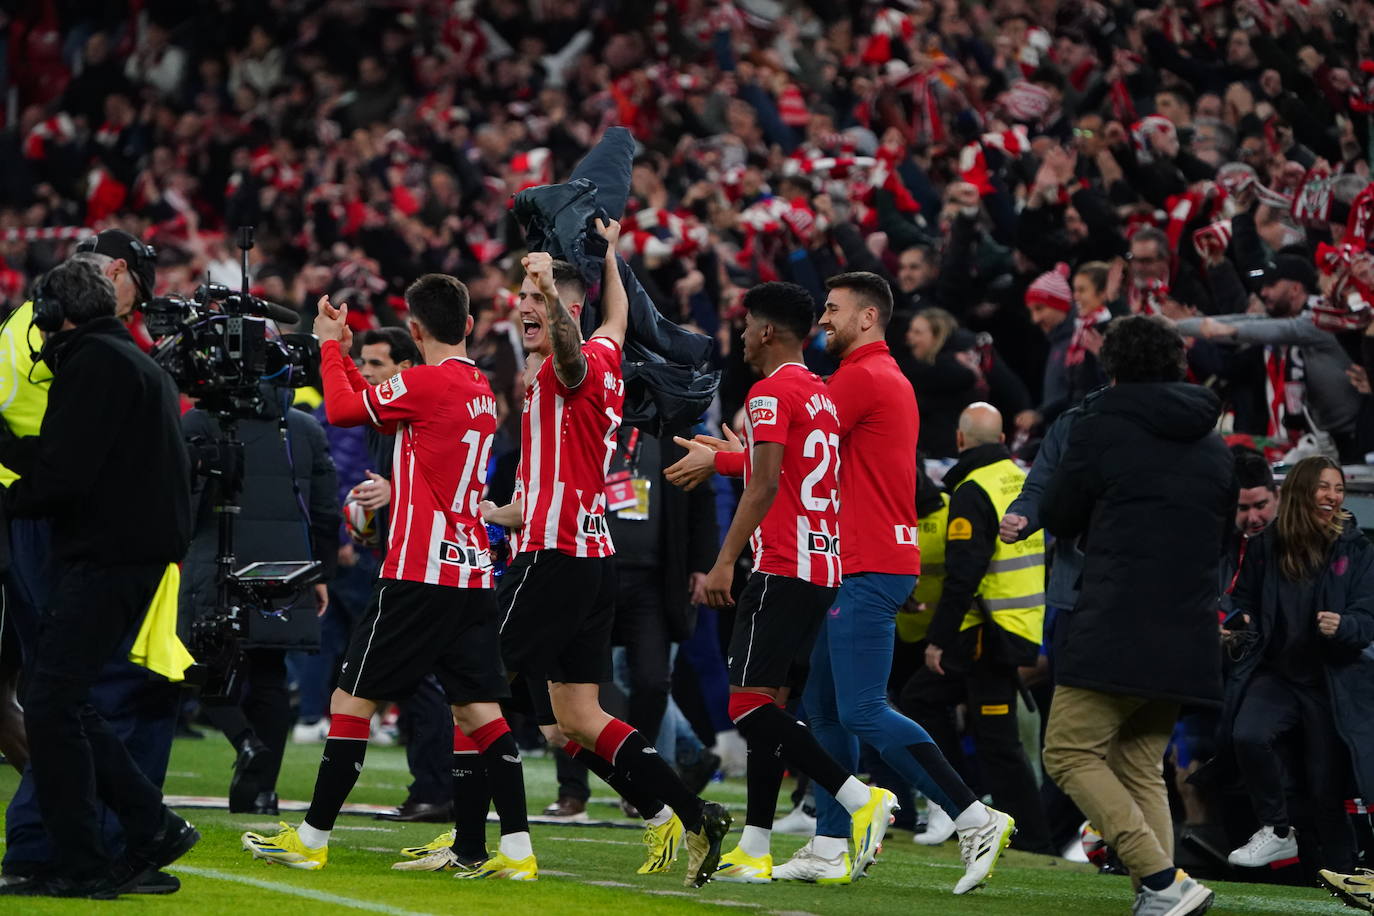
[513,126,720,437]
[1217,519,1374,801]
[0,316,191,566]
[1042,382,1234,705]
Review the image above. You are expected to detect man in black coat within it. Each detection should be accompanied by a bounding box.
[0,258,198,899]
[1040,315,1232,916]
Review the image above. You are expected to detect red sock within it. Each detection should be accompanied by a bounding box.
[564,739,584,756]
[327,713,371,740]
[593,719,636,764]
[454,726,480,754]
[470,718,511,754]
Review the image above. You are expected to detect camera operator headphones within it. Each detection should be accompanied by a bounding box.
[30,271,64,335]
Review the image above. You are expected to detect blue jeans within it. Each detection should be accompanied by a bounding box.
[805,573,958,839]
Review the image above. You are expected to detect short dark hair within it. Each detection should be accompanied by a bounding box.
[743,281,815,342]
[404,274,470,345]
[360,326,421,366]
[1232,445,1276,491]
[47,254,117,325]
[1156,85,1195,111]
[550,259,585,306]
[1100,315,1186,383]
[826,271,894,328]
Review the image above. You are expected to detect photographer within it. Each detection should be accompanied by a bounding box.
[179,385,339,815]
[0,257,198,899]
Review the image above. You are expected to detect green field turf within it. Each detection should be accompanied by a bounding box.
[0,735,1350,914]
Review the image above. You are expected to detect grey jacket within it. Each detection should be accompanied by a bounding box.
[1175,313,1358,435]
[1007,407,1083,610]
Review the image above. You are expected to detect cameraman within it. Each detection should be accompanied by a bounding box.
[180,385,339,815]
[0,239,184,895]
[0,257,198,899]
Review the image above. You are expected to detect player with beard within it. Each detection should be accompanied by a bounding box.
[478,219,731,888]
[665,281,899,888]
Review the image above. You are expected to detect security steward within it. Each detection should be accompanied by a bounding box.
[899,402,1053,854]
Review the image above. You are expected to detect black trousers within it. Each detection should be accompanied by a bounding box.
[398,676,453,805]
[1233,670,1357,871]
[900,638,1053,854]
[23,561,167,878]
[203,648,292,794]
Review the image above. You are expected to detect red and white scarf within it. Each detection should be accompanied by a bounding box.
[1065,307,1110,366]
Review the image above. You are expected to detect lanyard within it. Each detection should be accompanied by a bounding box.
[1226,536,1248,596]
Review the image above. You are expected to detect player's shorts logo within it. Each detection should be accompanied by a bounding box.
[376,373,408,404]
[807,531,840,555]
[748,395,778,426]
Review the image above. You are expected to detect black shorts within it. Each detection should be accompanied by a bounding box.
[727,572,837,691]
[339,578,509,705]
[497,550,616,685]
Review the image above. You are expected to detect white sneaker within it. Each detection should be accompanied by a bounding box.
[1132,870,1215,916]
[772,838,852,885]
[291,718,329,744]
[1226,826,1297,867]
[1062,834,1090,863]
[914,803,955,845]
[371,712,397,747]
[773,804,817,837]
[712,730,748,778]
[953,807,1015,895]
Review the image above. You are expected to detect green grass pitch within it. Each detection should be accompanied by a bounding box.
[0,735,1347,914]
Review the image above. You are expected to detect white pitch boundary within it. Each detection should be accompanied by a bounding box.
[170,865,443,916]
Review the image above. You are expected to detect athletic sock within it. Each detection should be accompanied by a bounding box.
[729,694,853,805]
[592,719,703,832]
[471,719,529,840]
[738,825,771,858]
[565,740,665,820]
[905,741,979,818]
[452,728,490,862]
[813,835,848,859]
[954,800,992,831]
[1273,824,1290,838]
[498,831,533,861]
[1141,867,1177,892]
[303,713,370,834]
[744,739,786,829]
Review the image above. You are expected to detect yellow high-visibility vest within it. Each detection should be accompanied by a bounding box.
[898,492,948,643]
[954,459,1046,646]
[0,302,52,487]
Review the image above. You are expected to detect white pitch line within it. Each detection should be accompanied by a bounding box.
[171,865,442,916]
[545,836,640,847]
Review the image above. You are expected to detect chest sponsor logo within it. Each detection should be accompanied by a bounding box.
[439,541,491,568]
[807,531,840,556]
[748,395,778,426]
[376,373,407,404]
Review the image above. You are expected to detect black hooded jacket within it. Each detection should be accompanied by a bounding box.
[0,317,191,565]
[1042,382,1234,705]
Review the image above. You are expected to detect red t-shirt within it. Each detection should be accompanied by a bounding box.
[320,340,497,588]
[827,341,922,576]
[513,336,624,557]
[742,362,842,587]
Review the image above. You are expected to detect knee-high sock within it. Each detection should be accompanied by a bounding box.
[303,714,370,834]
[564,739,665,820]
[452,728,490,861]
[470,719,528,839]
[591,719,702,832]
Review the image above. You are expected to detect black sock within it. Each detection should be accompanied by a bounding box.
[304,735,367,831]
[608,730,703,832]
[734,703,850,798]
[1141,867,1176,892]
[745,740,786,829]
[907,742,978,814]
[569,744,665,820]
[1272,824,1290,838]
[452,751,490,861]
[480,733,530,837]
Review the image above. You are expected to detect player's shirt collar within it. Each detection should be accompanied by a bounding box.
[765,361,808,378]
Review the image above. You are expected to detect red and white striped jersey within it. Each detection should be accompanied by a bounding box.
[743,363,842,587]
[512,336,624,558]
[363,357,498,588]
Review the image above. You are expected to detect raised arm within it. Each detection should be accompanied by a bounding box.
[523,251,587,389]
[591,218,627,348]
